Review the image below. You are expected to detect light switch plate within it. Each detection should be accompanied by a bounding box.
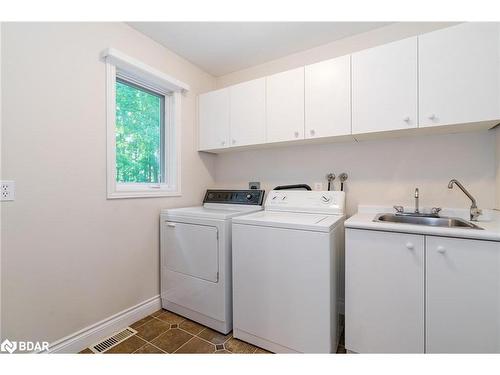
[1,181,15,201]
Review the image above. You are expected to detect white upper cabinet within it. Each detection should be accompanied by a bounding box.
[229,78,266,147]
[352,37,418,134]
[266,67,305,143]
[419,23,500,127]
[198,88,230,150]
[305,56,351,138]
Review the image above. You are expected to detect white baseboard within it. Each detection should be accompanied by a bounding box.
[44,295,161,353]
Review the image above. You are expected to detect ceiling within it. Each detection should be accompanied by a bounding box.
[128,22,391,76]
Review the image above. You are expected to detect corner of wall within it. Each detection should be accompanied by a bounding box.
[495,126,500,210]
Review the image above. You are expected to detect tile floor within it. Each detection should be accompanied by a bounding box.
[79,309,346,354]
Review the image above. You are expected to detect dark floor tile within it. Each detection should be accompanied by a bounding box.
[79,348,93,354]
[197,328,231,345]
[179,319,205,335]
[133,343,166,354]
[214,349,232,354]
[176,337,216,353]
[130,315,154,329]
[155,311,185,325]
[215,344,224,350]
[104,335,147,354]
[224,337,258,354]
[151,309,165,317]
[151,328,193,353]
[136,318,170,341]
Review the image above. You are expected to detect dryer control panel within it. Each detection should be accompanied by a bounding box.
[203,189,265,205]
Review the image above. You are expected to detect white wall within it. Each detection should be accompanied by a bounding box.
[496,127,500,209]
[1,22,216,344]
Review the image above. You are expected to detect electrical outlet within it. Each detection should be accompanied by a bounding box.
[1,181,15,201]
[313,182,324,191]
[249,181,261,190]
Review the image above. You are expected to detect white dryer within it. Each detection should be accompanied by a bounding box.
[160,189,265,334]
[231,190,346,353]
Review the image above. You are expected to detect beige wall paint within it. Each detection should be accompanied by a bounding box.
[216,22,458,88]
[1,22,216,343]
[214,131,496,215]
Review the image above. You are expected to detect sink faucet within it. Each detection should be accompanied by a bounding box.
[448,179,482,221]
[414,188,419,214]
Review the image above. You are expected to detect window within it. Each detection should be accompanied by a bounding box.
[103,48,188,198]
[115,78,165,184]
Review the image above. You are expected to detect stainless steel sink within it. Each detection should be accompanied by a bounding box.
[373,213,483,229]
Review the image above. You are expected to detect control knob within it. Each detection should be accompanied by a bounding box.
[321,195,331,203]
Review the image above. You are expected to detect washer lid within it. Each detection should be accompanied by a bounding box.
[232,210,344,232]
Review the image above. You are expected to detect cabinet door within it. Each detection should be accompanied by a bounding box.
[352,37,417,134]
[229,78,266,147]
[419,23,500,128]
[426,236,500,353]
[266,67,305,143]
[345,229,424,353]
[305,55,351,138]
[198,88,230,150]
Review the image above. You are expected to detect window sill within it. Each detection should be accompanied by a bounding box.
[107,190,181,199]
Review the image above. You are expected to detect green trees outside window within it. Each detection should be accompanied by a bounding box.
[115,78,164,183]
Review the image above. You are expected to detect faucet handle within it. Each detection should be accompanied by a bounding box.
[393,205,404,214]
[431,207,442,216]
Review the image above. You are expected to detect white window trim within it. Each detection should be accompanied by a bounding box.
[103,48,187,199]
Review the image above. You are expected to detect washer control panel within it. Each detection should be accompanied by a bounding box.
[203,189,265,205]
[266,190,345,214]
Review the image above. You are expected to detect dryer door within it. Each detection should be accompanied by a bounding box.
[163,221,219,282]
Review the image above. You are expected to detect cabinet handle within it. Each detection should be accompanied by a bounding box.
[166,222,176,228]
[294,131,299,138]
[232,139,236,145]
[403,117,410,122]
[310,129,316,136]
[221,141,226,146]
[428,114,436,120]
[405,242,414,250]
[437,245,446,254]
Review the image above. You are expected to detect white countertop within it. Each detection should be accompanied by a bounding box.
[345,205,500,241]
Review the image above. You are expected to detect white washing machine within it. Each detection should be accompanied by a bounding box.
[231,190,346,353]
[160,189,265,334]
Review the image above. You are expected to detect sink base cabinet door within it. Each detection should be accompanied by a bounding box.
[345,229,425,353]
[426,236,500,353]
